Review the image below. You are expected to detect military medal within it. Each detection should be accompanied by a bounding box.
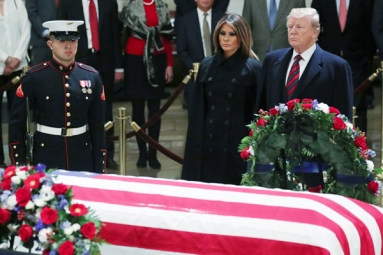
[82,88,87,93]
[87,88,92,94]
[80,80,92,94]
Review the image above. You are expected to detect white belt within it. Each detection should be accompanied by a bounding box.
[37,124,87,137]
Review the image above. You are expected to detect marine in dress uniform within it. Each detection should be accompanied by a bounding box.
[8,20,106,173]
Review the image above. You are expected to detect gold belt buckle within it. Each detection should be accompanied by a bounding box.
[61,128,73,137]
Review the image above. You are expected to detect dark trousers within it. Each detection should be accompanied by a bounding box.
[132,99,161,158]
[0,70,22,164]
[87,50,115,159]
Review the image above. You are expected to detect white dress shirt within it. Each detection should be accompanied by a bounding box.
[0,0,31,74]
[197,8,212,57]
[285,43,316,85]
[82,0,99,50]
[267,0,280,12]
[336,0,350,14]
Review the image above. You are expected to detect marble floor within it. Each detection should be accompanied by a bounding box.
[1,83,382,182]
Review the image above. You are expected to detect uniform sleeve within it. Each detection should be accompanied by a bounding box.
[26,0,48,39]
[88,73,106,173]
[9,72,35,166]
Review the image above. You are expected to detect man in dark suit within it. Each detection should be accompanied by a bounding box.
[261,7,353,119]
[26,0,58,65]
[177,0,224,115]
[373,0,383,61]
[242,0,305,62]
[311,0,375,132]
[57,0,123,170]
[173,0,229,33]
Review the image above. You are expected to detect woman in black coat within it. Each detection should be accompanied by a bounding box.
[182,14,262,185]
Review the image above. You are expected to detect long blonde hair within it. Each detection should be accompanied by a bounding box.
[213,13,258,60]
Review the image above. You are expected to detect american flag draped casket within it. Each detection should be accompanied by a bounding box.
[53,170,383,255]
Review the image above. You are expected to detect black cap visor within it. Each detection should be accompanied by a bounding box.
[51,31,80,41]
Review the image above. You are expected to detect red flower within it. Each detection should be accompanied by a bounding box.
[81,222,97,239]
[42,250,50,255]
[70,203,88,217]
[368,181,379,195]
[302,103,312,110]
[256,118,267,127]
[57,240,74,255]
[287,98,300,111]
[329,106,340,115]
[301,98,313,104]
[269,107,279,116]
[24,174,41,190]
[40,207,58,225]
[240,147,251,160]
[308,185,322,193]
[15,187,31,207]
[18,166,30,171]
[3,166,16,179]
[248,130,253,137]
[18,224,33,242]
[1,179,11,190]
[354,136,368,150]
[332,117,346,130]
[0,208,10,225]
[52,183,68,195]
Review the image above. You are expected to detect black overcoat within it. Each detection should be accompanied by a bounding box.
[182,50,262,185]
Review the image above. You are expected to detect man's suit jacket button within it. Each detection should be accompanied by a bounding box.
[231,78,236,83]
[208,77,212,81]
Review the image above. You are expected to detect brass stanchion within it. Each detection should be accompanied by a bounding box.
[352,106,357,126]
[192,62,200,82]
[118,107,127,175]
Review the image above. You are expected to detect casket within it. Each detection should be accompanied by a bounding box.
[53,170,383,255]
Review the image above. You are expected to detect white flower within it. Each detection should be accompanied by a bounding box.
[64,205,70,214]
[249,146,254,156]
[68,235,75,242]
[6,195,17,210]
[38,227,53,244]
[39,185,55,201]
[0,243,9,249]
[11,176,21,185]
[71,223,81,232]
[366,160,374,172]
[64,227,74,236]
[15,170,27,180]
[317,103,329,114]
[34,198,46,207]
[25,201,35,210]
[35,208,42,219]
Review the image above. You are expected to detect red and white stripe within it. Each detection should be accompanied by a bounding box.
[54,172,383,255]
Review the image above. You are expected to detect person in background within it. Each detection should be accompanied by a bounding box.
[119,0,173,169]
[177,0,224,115]
[57,0,124,170]
[373,0,383,63]
[0,0,30,168]
[9,20,106,173]
[311,0,375,133]
[26,0,58,65]
[182,13,262,185]
[242,0,305,62]
[173,0,229,33]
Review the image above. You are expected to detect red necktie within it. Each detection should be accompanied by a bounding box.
[286,55,302,99]
[89,0,100,51]
[55,0,59,6]
[339,0,347,32]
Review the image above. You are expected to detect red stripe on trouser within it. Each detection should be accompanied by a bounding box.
[100,222,331,255]
[71,185,350,254]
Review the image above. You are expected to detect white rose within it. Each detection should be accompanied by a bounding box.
[64,227,74,236]
[15,170,27,180]
[25,201,35,210]
[71,223,81,232]
[34,198,46,207]
[68,235,75,242]
[38,228,53,243]
[366,160,374,172]
[64,205,70,214]
[11,176,21,185]
[35,208,42,219]
[249,146,254,156]
[6,195,17,210]
[317,103,329,114]
[0,243,9,249]
[39,185,55,201]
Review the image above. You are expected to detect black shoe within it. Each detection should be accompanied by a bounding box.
[148,157,161,169]
[106,159,119,170]
[136,156,147,168]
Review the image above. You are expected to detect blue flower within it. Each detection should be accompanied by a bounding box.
[49,250,56,255]
[58,198,68,210]
[36,164,46,173]
[0,190,11,204]
[60,220,71,230]
[81,250,90,255]
[35,219,45,232]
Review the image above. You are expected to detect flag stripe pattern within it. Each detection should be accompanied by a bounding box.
[53,170,383,255]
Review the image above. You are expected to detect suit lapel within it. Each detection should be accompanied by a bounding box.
[274,0,288,30]
[291,45,323,99]
[76,0,87,41]
[97,0,104,30]
[210,11,220,53]
[344,0,360,32]
[259,0,271,31]
[326,0,342,32]
[192,11,205,56]
[273,48,293,102]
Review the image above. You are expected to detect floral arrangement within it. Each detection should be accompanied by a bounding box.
[0,164,104,254]
[239,98,382,204]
